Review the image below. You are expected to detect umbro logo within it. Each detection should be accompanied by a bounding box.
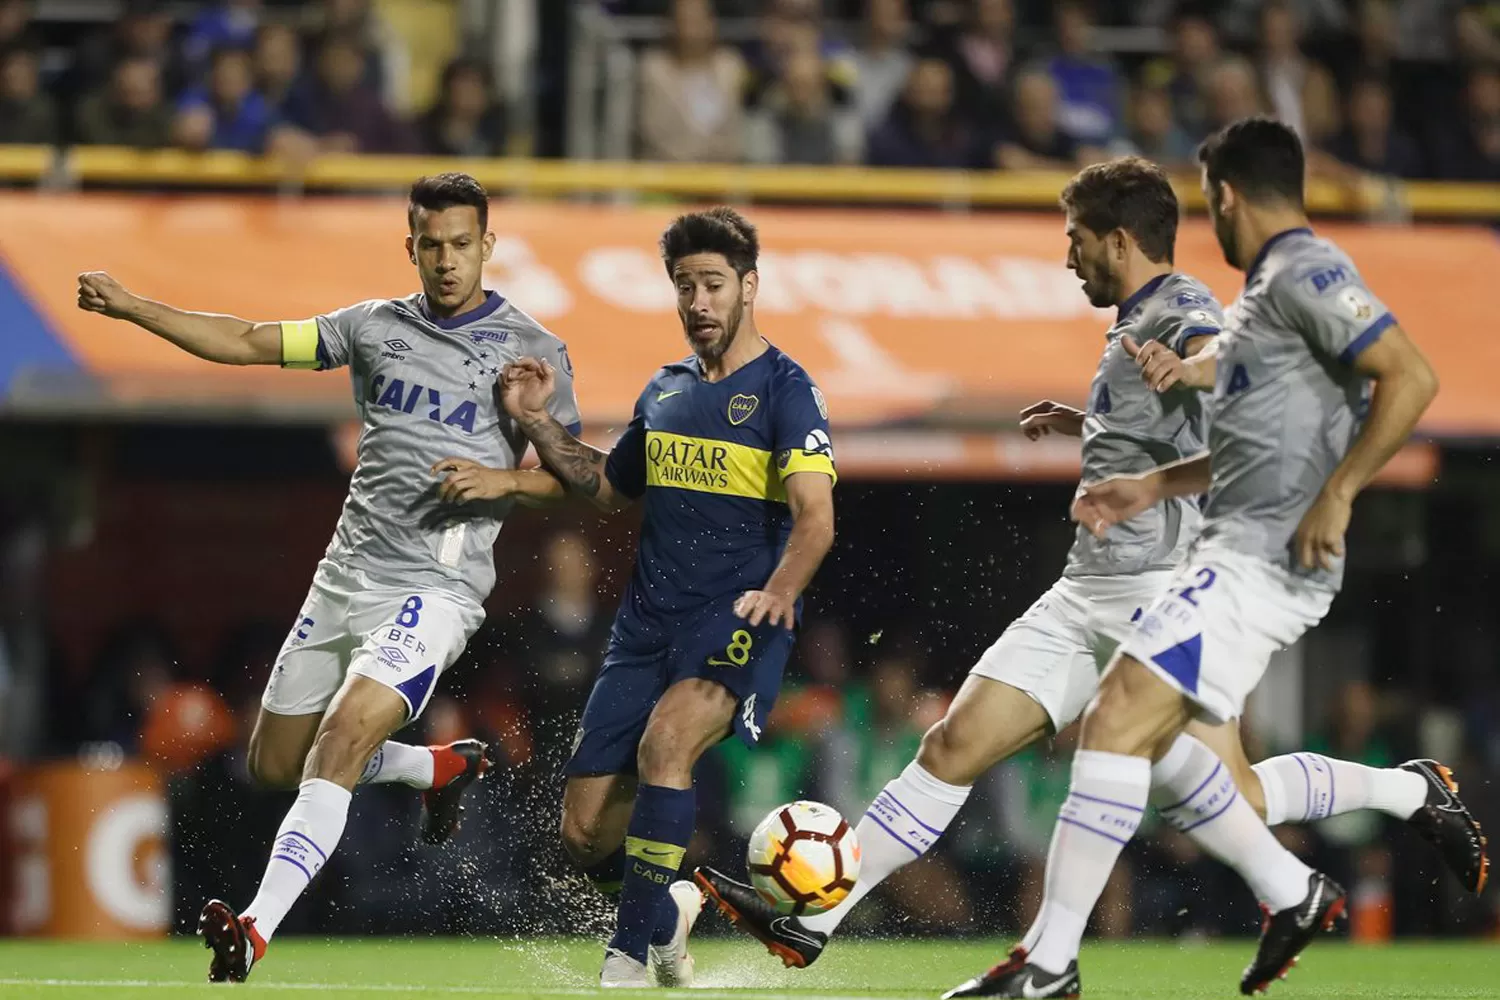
[379,645,409,665]
[384,339,413,353]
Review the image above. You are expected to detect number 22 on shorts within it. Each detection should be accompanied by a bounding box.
[707,629,754,668]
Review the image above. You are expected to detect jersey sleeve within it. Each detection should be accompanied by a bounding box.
[1148,293,1225,358]
[604,386,649,501]
[1274,261,1397,367]
[279,301,373,371]
[546,341,583,437]
[772,370,837,485]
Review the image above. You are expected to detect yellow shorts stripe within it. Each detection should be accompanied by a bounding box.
[646,431,785,502]
[280,319,321,370]
[624,836,686,871]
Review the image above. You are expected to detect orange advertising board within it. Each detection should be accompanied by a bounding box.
[0,194,1496,438]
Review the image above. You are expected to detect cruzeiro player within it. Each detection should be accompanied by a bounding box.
[495,207,837,987]
[76,173,582,982]
[693,157,1488,988]
[943,119,1487,999]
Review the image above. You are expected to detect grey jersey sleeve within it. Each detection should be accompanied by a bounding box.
[1272,261,1396,367]
[541,339,583,435]
[1145,293,1225,358]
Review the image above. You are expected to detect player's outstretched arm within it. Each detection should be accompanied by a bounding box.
[501,359,631,512]
[736,471,835,629]
[1123,333,1218,393]
[1294,324,1438,570]
[77,271,281,365]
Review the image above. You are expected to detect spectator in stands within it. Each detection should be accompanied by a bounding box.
[948,0,1016,126]
[996,65,1089,170]
[746,0,858,110]
[1218,0,1347,46]
[0,46,56,145]
[71,0,180,100]
[307,0,410,114]
[866,55,985,167]
[182,0,261,83]
[746,41,863,164]
[173,46,275,152]
[851,0,914,129]
[636,0,746,163]
[1326,75,1423,179]
[1045,1,1123,150]
[289,32,411,154]
[419,57,505,157]
[1456,2,1500,66]
[1204,57,1266,133]
[1257,0,1340,147]
[253,22,304,119]
[0,0,34,50]
[1438,64,1500,179]
[75,55,173,148]
[512,529,611,723]
[1110,83,1195,170]
[1141,4,1220,143]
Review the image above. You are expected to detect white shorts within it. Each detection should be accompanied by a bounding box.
[970,572,1173,730]
[1119,545,1335,724]
[262,560,485,720]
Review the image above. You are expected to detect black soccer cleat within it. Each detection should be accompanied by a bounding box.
[942,950,1081,999]
[1399,759,1490,894]
[694,865,827,969]
[1239,872,1346,995]
[198,898,264,983]
[420,739,492,846]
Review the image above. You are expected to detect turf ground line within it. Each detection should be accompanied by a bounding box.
[0,981,924,999]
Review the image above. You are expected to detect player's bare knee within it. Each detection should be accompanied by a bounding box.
[917,717,980,786]
[246,741,301,790]
[1080,667,1142,753]
[635,725,697,787]
[559,809,610,866]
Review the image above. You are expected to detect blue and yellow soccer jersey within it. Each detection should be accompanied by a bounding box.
[603,344,836,650]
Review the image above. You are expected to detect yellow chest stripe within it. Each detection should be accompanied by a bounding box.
[645,430,786,503]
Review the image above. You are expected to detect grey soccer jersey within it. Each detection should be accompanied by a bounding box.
[280,291,581,604]
[1200,228,1395,588]
[1065,273,1221,578]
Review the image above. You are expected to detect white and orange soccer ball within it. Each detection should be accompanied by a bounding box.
[746,800,861,915]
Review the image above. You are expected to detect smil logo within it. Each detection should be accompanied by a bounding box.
[728,394,759,425]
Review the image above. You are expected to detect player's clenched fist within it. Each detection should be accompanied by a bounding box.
[500,358,555,421]
[76,271,136,319]
[431,457,517,504]
[735,590,796,629]
[1019,399,1085,439]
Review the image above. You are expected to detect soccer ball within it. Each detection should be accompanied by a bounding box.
[746,800,860,915]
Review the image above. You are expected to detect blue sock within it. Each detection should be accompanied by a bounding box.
[608,784,694,964]
[582,845,625,897]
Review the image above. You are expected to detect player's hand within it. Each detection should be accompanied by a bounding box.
[1019,400,1085,439]
[735,590,796,630]
[1070,474,1158,538]
[76,271,137,319]
[1122,334,1186,393]
[432,457,517,504]
[500,357,555,422]
[1293,488,1351,572]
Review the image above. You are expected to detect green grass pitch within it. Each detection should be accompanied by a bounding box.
[1,937,1497,1000]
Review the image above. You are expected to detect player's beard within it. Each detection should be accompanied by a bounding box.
[686,297,744,364]
[1081,258,1118,309]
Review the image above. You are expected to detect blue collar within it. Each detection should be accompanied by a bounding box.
[422,290,505,330]
[1116,273,1170,323]
[1245,227,1313,284]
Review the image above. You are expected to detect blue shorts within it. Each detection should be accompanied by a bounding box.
[564,598,796,777]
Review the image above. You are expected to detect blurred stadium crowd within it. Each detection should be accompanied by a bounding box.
[2,0,1500,180]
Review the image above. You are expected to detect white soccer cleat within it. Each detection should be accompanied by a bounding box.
[599,947,651,988]
[649,880,704,987]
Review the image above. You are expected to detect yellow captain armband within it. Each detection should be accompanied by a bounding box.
[280,319,321,370]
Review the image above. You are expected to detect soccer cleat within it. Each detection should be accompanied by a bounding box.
[599,947,651,988]
[941,950,1081,999]
[197,899,266,983]
[1239,871,1346,995]
[649,880,704,987]
[1399,759,1490,894]
[420,739,492,846]
[694,865,827,969]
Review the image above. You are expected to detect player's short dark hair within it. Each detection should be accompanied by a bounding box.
[659,206,759,278]
[408,172,489,232]
[1059,156,1179,264]
[1197,116,1305,208]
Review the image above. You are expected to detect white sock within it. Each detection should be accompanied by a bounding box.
[1253,752,1427,824]
[358,742,435,788]
[799,761,970,936]
[243,778,352,942]
[1025,750,1149,975]
[1152,735,1312,912]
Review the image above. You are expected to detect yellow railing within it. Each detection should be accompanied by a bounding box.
[2,145,1497,218]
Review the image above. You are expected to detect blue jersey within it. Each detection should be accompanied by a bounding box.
[603,343,836,650]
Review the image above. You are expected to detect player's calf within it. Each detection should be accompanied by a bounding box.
[1079,654,1191,757]
[302,676,409,787]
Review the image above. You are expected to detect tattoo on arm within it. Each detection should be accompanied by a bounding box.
[524,416,608,498]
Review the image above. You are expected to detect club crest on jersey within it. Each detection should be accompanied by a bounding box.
[1338,288,1374,321]
[728,394,759,425]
